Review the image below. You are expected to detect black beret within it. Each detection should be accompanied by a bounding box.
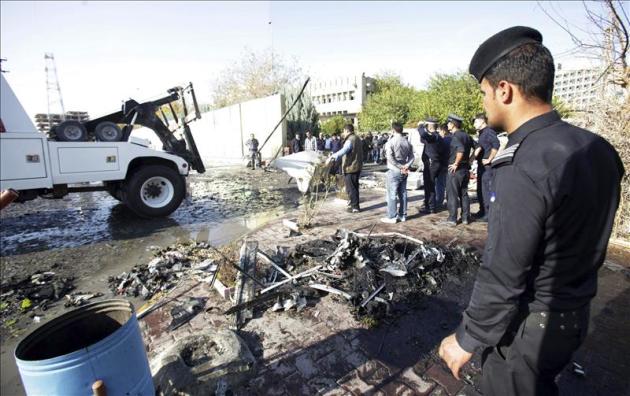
[447,114,463,123]
[469,26,543,82]
[425,117,438,123]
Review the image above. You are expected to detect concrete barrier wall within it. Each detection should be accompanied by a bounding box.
[192,94,286,165]
[130,94,287,166]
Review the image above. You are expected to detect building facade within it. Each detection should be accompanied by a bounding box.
[310,73,375,128]
[553,65,602,111]
[34,111,90,134]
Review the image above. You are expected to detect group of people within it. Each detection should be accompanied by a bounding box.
[243,26,624,396]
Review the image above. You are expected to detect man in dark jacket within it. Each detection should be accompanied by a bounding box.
[445,114,474,225]
[418,117,445,214]
[471,113,500,221]
[290,133,302,154]
[438,26,624,396]
[327,124,363,212]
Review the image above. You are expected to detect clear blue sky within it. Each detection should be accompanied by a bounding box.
[1,1,599,118]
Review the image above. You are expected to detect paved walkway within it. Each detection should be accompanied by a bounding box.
[140,187,630,395]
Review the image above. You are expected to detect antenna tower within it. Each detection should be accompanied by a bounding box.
[44,53,66,123]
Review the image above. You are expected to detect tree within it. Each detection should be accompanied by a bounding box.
[284,86,319,138]
[320,115,347,135]
[413,72,484,133]
[358,74,417,131]
[211,48,303,108]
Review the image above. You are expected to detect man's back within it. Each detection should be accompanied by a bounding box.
[493,112,624,310]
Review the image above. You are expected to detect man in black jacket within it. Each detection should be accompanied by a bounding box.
[445,114,474,225]
[438,26,624,396]
[418,117,444,214]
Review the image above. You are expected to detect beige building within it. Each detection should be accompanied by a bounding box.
[310,73,375,127]
[553,65,602,111]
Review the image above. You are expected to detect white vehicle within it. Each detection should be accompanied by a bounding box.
[0,74,206,217]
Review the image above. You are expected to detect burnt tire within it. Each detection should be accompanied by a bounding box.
[123,165,185,218]
[94,121,123,142]
[55,121,88,142]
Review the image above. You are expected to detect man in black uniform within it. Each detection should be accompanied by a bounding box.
[418,117,444,214]
[245,133,260,170]
[445,114,474,225]
[438,26,624,396]
[471,113,500,221]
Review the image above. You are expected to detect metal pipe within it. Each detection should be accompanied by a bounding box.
[260,266,321,294]
[256,251,292,279]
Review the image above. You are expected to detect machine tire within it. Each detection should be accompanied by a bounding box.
[94,121,123,142]
[123,165,185,218]
[55,121,88,142]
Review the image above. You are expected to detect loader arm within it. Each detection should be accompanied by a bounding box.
[84,84,205,173]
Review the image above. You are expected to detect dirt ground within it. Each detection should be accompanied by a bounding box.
[0,165,304,392]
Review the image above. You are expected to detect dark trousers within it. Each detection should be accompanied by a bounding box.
[446,167,470,222]
[481,307,589,396]
[344,172,360,209]
[476,164,485,214]
[423,161,442,211]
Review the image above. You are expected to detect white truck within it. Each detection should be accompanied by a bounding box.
[0,74,206,217]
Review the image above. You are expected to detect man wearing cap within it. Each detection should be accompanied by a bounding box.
[417,117,444,214]
[445,114,474,225]
[436,123,451,208]
[327,123,364,213]
[438,26,624,396]
[471,113,500,221]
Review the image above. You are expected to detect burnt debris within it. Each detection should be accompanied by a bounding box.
[225,230,481,323]
[107,241,218,300]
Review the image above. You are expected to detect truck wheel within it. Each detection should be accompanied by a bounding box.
[55,121,88,142]
[94,121,123,142]
[124,165,185,217]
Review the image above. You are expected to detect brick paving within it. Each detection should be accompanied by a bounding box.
[140,185,630,395]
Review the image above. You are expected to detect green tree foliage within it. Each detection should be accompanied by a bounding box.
[413,73,483,132]
[320,115,347,135]
[359,72,483,133]
[284,86,319,137]
[551,96,572,119]
[358,74,417,131]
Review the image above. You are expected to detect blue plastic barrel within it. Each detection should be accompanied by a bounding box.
[15,299,154,396]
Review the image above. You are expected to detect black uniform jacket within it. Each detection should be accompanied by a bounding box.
[456,111,624,352]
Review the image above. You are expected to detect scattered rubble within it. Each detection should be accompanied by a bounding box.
[107,241,220,300]
[0,271,76,331]
[223,230,481,325]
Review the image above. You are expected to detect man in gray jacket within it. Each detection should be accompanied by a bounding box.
[382,122,415,223]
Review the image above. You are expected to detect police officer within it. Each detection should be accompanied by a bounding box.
[445,114,474,225]
[417,117,444,214]
[471,113,500,221]
[438,26,624,396]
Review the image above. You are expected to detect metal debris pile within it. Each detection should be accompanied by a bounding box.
[107,241,218,300]
[0,272,76,329]
[226,230,480,323]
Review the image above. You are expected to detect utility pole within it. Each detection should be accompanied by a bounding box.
[44,53,66,125]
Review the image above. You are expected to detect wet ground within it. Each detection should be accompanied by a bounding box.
[0,166,304,393]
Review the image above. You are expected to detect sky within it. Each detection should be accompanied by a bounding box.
[0,1,605,119]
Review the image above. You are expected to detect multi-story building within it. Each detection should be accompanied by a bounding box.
[310,73,375,128]
[553,64,602,111]
[34,111,89,134]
